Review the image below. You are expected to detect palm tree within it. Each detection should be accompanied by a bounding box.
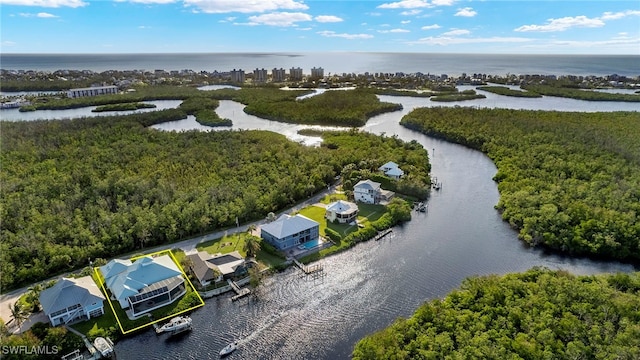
[243,237,261,259]
[8,302,28,331]
[266,212,276,223]
[25,284,43,312]
[247,224,257,235]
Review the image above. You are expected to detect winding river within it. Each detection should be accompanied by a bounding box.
[3,91,639,359]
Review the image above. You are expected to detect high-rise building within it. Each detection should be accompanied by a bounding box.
[230,69,245,83]
[311,67,324,79]
[289,67,303,81]
[253,68,268,83]
[272,68,286,82]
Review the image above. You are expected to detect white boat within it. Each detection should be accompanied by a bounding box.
[219,341,238,357]
[158,316,192,335]
[93,337,114,357]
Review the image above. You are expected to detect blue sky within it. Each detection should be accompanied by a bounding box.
[1,0,639,54]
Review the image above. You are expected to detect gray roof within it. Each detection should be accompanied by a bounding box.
[261,214,319,239]
[101,255,182,303]
[39,276,105,316]
[379,161,400,171]
[354,179,381,191]
[385,167,404,177]
[326,200,358,214]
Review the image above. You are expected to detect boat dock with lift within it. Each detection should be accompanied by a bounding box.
[228,279,251,301]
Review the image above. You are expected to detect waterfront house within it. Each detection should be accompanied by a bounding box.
[260,214,320,251]
[354,179,382,204]
[100,255,186,317]
[378,161,404,180]
[39,276,105,326]
[354,179,395,204]
[187,251,248,287]
[325,200,359,224]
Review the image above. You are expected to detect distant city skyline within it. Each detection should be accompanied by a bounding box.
[1,0,639,54]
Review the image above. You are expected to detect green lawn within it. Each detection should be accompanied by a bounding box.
[320,193,348,204]
[298,203,386,237]
[195,232,285,269]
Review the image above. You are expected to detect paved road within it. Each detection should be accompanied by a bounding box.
[0,183,338,331]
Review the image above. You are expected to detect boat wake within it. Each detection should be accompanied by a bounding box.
[237,312,284,346]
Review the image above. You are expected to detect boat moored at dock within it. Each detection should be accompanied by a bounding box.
[156,315,193,335]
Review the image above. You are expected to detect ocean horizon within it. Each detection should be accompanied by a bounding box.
[2,52,639,77]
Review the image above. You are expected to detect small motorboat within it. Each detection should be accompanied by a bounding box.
[219,341,238,357]
[93,337,114,357]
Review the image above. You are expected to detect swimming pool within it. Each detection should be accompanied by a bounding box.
[298,239,322,250]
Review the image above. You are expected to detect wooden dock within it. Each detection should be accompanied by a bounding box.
[374,229,393,241]
[228,279,251,301]
[292,259,323,275]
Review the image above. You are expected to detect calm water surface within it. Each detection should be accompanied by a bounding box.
[115,96,638,360]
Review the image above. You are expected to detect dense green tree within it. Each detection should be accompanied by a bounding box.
[353,269,640,359]
[401,107,640,260]
[1,113,430,289]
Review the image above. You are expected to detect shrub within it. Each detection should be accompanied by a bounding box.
[324,228,342,241]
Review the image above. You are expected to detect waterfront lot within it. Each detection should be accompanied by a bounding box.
[72,250,204,339]
[297,200,387,258]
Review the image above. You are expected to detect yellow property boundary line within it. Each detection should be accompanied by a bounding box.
[94,249,205,335]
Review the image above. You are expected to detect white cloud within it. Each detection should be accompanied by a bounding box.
[367,12,382,16]
[600,10,640,20]
[184,0,308,14]
[455,7,476,17]
[2,40,17,47]
[441,29,469,36]
[0,0,86,7]
[410,35,532,46]
[401,20,411,24]
[378,28,411,33]
[138,25,151,29]
[431,0,454,5]
[297,27,312,31]
[400,10,422,16]
[515,15,604,32]
[315,15,343,23]
[19,11,58,17]
[421,24,441,30]
[317,30,374,39]
[378,0,431,9]
[245,12,312,26]
[117,0,176,4]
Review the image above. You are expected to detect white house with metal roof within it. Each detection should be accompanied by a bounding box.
[325,200,359,224]
[354,179,382,204]
[100,255,186,317]
[39,276,105,326]
[260,214,320,251]
[379,161,405,180]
